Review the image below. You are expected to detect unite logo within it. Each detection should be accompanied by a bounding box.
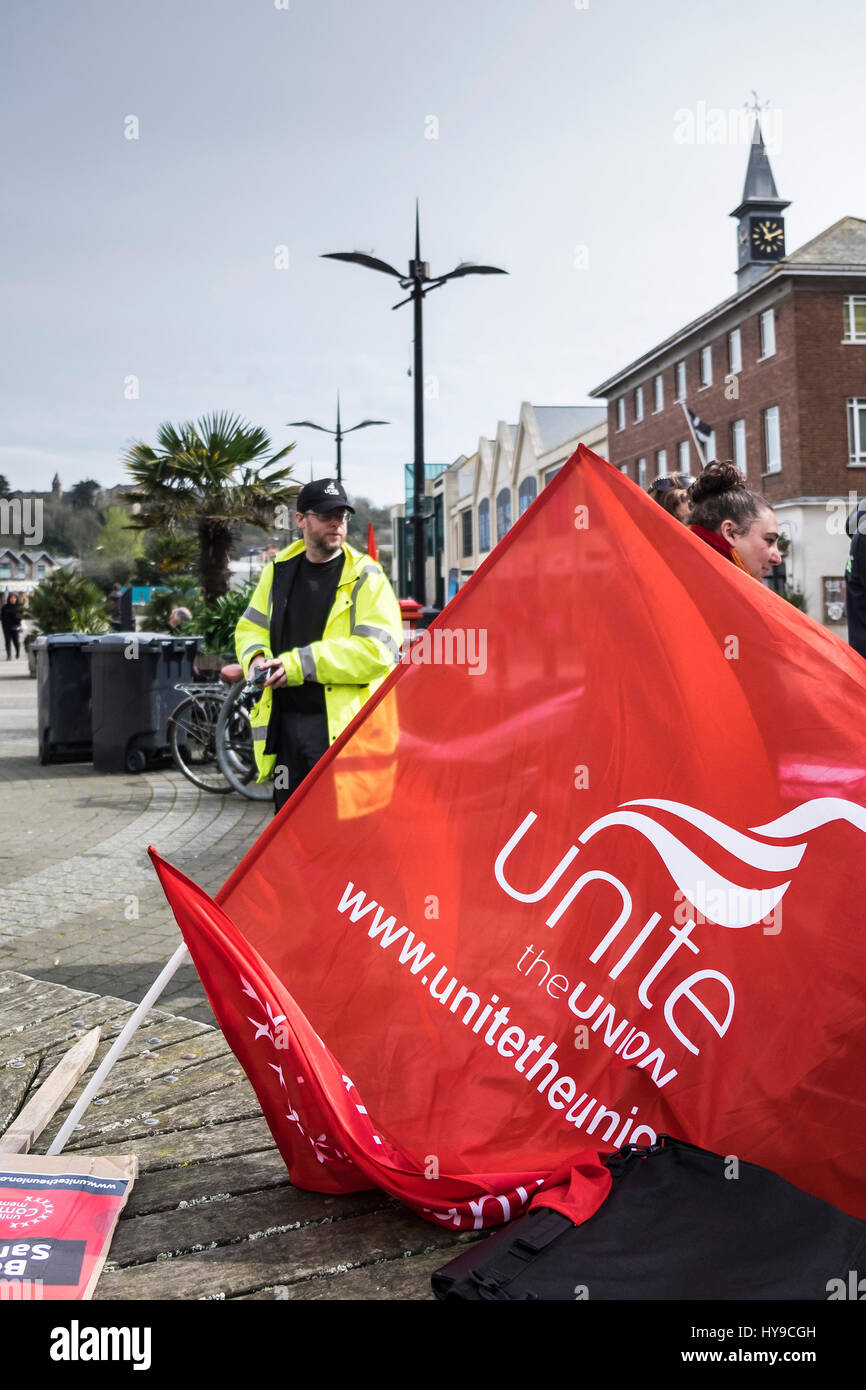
[495,795,866,1073]
[0,1195,54,1231]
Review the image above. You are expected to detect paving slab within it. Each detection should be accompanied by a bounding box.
[0,658,270,1021]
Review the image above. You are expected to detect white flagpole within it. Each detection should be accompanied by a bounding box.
[679,400,707,470]
[47,942,191,1156]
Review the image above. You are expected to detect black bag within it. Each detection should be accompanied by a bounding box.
[431,1135,866,1300]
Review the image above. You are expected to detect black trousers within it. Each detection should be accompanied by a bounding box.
[3,625,20,659]
[272,708,329,814]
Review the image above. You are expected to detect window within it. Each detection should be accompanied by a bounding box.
[675,361,686,401]
[518,477,537,515]
[678,440,690,471]
[37,564,45,579]
[634,386,644,423]
[0,564,10,580]
[728,328,742,375]
[848,398,866,464]
[637,457,647,489]
[731,418,747,473]
[763,406,781,473]
[616,398,625,431]
[759,309,776,358]
[544,465,563,485]
[478,498,491,552]
[700,346,713,388]
[843,296,866,342]
[619,464,629,476]
[496,488,512,541]
[17,563,26,579]
[655,448,668,476]
[461,509,473,557]
[653,374,664,413]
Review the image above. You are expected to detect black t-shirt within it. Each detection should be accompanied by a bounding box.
[275,551,345,715]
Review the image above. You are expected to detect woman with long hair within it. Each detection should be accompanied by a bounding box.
[688,462,781,580]
[648,472,691,523]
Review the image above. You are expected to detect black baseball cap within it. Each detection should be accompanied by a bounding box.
[296,478,354,514]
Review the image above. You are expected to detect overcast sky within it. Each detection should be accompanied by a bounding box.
[3,0,864,505]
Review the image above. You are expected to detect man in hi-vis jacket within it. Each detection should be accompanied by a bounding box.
[234,478,402,812]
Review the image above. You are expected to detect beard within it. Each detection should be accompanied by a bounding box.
[306,531,344,562]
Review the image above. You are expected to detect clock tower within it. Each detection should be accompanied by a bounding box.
[730,118,790,290]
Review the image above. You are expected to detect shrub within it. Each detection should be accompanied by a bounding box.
[182,584,256,655]
[782,585,807,610]
[27,569,111,636]
[143,576,199,632]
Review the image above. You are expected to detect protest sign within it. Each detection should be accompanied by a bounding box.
[0,1154,136,1300]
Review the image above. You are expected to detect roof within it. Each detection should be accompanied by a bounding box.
[533,405,606,453]
[590,217,866,397]
[785,216,866,268]
[0,548,55,561]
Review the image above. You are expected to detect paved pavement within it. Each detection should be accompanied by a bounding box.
[0,654,271,1022]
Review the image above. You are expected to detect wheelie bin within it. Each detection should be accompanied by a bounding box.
[86,632,201,773]
[33,633,93,764]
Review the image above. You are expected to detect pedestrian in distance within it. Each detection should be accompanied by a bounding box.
[234,478,403,814]
[687,462,781,581]
[1,592,23,659]
[648,472,691,523]
[106,582,123,631]
[168,606,192,630]
[845,496,866,660]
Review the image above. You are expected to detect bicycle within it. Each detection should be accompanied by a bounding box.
[214,667,274,801]
[168,678,235,794]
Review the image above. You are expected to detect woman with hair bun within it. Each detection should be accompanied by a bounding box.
[648,472,691,523]
[688,462,781,580]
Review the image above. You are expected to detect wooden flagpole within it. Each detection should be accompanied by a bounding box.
[0,1027,101,1154]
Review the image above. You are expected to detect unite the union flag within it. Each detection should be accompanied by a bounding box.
[151,445,866,1230]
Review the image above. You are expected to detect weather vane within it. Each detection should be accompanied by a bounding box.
[744,90,770,117]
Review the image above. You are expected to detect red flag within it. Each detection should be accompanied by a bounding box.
[367,520,378,561]
[153,444,866,1226]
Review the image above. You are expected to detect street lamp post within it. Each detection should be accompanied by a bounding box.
[323,203,506,605]
[287,395,388,486]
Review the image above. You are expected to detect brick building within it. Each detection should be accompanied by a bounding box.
[589,122,866,632]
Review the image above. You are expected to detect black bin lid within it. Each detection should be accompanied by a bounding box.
[32,633,95,649]
[83,632,201,652]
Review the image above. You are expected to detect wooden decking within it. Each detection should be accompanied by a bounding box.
[0,971,476,1299]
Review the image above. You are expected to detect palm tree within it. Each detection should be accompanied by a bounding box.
[124,413,296,604]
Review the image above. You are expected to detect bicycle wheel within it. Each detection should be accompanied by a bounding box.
[169,694,233,794]
[215,681,273,801]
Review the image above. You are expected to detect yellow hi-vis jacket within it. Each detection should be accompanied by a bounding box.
[234,539,403,783]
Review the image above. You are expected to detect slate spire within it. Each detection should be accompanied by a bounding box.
[731,119,790,217]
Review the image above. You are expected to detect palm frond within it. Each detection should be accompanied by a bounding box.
[122,413,296,601]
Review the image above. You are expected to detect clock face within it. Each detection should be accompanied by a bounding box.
[749,217,785,259]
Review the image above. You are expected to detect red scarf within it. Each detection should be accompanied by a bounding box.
[690,524,751,574]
